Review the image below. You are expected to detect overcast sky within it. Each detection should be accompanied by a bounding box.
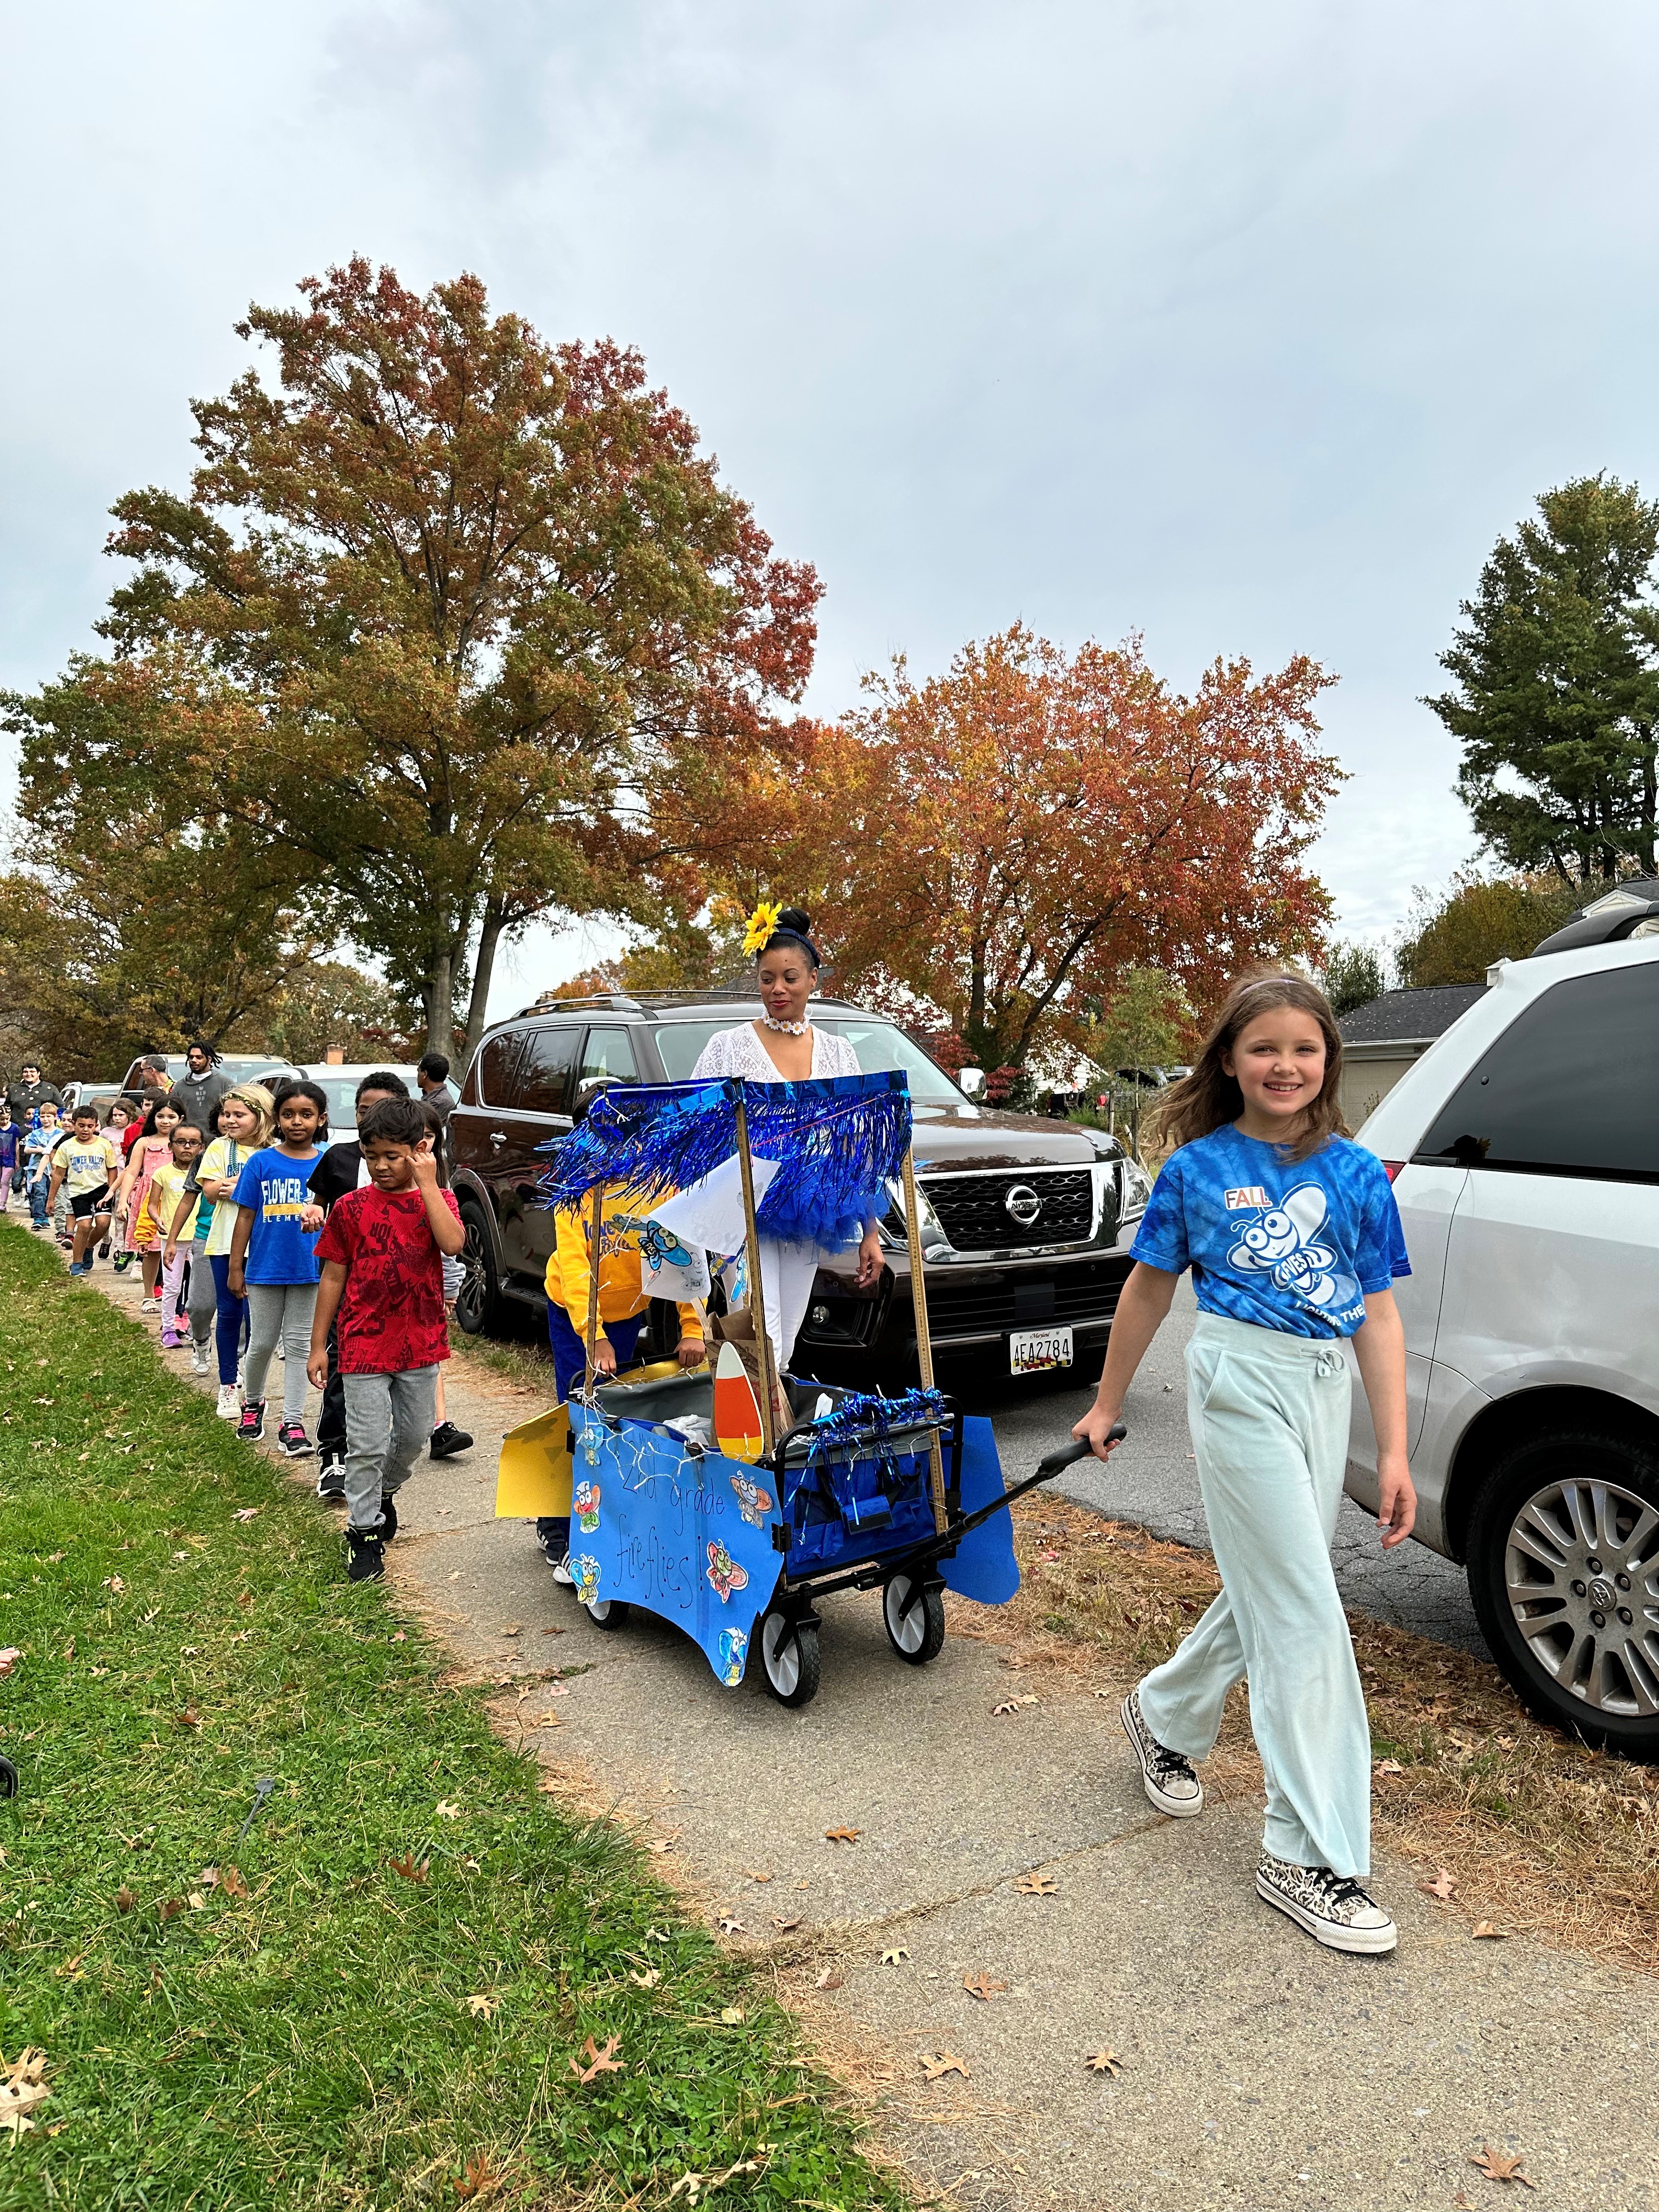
[5,1,1657,1017]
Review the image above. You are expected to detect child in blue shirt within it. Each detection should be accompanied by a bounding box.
[1073,975,1413,1958]
[227,1080,326,1455]
[0,1105,19,1211]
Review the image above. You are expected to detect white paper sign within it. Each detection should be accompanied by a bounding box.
[647,1152,780,1260]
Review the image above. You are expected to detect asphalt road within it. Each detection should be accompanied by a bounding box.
[944,1277,1487,1658]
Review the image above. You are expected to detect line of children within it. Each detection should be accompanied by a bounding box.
[163,1084,272,1420]
[307,1096,466,1582]
[115,1098,181,1310]
[0,1104,19,1213]
[48,1104,121,1274]
[23,1101,61,1231]
[227,1080,328,1455]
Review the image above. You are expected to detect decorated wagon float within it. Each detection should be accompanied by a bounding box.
[494,1067,1120,1707]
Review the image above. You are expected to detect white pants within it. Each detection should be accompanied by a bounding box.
[722,1238,831,1373]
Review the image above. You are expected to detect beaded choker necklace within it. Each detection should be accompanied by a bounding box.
[759,1012,810,1036]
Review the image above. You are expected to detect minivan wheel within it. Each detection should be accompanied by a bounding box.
[1466,1428,1659,1760]
[454,1198,504,1337]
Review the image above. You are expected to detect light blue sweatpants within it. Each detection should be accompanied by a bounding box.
[1138,1311,1371,1879]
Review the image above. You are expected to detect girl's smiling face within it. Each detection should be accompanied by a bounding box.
[154,1105,180,1141]
[1223,1008,1328,1128]
[219,1099,257,1143]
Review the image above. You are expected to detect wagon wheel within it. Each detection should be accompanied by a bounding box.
[759,1608,821,1707]
[0,1754,17,1799]
[584,1596,630,1632]
[882,1573,946,1666]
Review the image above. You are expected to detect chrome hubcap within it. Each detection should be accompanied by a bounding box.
[1504,1477,1659,1716]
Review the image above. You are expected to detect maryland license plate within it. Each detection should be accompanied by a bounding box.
[1009,1324,1074,1375]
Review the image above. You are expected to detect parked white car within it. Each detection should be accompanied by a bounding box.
[1346,935,1659,1758]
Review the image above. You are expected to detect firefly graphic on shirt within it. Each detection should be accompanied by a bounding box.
[1226,1184,1359,1316]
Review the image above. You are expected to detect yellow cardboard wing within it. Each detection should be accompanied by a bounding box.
[493,1358,697,1520]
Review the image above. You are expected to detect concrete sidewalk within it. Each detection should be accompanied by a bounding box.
[67,1241,1659,2212]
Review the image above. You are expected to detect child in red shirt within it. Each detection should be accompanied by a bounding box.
[306,1098,465,1582]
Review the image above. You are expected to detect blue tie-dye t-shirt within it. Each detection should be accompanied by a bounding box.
[1130,1127,1409,1339]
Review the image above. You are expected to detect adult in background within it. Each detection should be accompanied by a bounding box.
[135,1053,171,1093]
[7,1064,63,1120]
[415,1051,456,1123]
[169,1041,231,1135]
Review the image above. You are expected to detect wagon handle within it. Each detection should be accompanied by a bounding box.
[1036,1422,1126,1475]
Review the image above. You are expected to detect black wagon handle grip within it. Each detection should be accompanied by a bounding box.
[1037,1420,1127,1475]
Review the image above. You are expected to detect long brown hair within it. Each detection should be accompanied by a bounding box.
[1154,973,1350,1164]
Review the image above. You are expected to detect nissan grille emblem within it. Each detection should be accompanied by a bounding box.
[1004,1183,1042,1228]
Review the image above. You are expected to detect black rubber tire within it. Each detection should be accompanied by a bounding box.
[0,1754,16,1799]
[759,1610,821,1707]
[584,1596,630,1632]
[882,1573,947,1666]
[1465,1426,1659,1761]
[454,1198,505,1338]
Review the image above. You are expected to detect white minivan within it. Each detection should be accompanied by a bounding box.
[1346,936,1659,1758]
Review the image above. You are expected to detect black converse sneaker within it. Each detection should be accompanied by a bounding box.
[1256,1853,1398,1955]
[1120,1686,1204,1817]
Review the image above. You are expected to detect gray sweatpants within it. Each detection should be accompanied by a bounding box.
[342,1366,438,1533]
[244,1283,318,1424]
[184,1239,215,1346]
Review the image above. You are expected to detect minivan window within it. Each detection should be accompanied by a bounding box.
[476,1031,523,1109]
[1414,964,1659,1182]
[651,1015,963,1103]
[579,1027,638,1086]
[516,1025,582,1117]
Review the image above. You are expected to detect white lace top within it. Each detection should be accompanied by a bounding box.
[690,1022,861,1084]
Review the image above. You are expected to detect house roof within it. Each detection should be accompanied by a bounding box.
[1338,984,1487,1048]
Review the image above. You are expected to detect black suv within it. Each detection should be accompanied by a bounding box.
[449,991,1149,1383]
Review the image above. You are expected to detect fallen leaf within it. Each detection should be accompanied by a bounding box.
[962,1973,1007,2001]
[177,1709,202,1730]
[464,1994,498,2019]
[540,1625,565,1636]
[1471,1921,1507,1941]
[235,1591,253,1608]
[718,1916,746,1937]
[815,1968,844,1991]
[159,1898,184,1921]
[115,1887,137,1914]
[1419,1867,1458,1903]
[880,1945,910,1966]
[568,2034,624,2084]
[745,1869,772,1883]
[436,1801,462,1820]
[101,1576,124,1594]
[992,1695,1039,1716]
[0,2053,50,2139]
[390,1631,407,1644]
[1374,1758,1406,1776]
[453,2152,503,2200]
[719,2005,744,2024]
[1084,2048,1123,2075]
[1470,2144,1536,2187]
[0,1650,19,1677]
[1015,1872,1058,1895]
[232,1507,259,1522]
[187,1891,206,1911]
[1091,1687,1114,1699]
[648,1839,676,1855]
[771,1916,802,1932]
[500,1625,521,1638]
[629,1967,662,1988]
[920,2051,970,2081]
[389,1854,430,1886]
[219,1866,250,1899]
[824,1826,860,1844]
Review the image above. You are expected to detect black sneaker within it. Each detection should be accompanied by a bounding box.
[236,1400,267,1443]
[1120,1687,1204,1817]
[378,1492,398,1542]
[1256,1854,1398,1955]
[316,1452,347,1503]
[429,1421,473,1460]
[276,1421,314,1459]
[346,1529,385,1583]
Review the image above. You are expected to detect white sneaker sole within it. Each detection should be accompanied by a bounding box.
[1120,1695,1204,1818]
[1255,1871,1398,1955]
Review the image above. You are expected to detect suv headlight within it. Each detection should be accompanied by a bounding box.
[1118,1156,1153,1229]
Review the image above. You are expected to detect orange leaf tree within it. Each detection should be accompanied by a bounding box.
[673,627,1341,1070]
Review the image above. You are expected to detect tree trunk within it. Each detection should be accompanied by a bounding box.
[422,947,453,1057]
[462,900,507,1064]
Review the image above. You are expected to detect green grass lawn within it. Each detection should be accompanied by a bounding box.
[0,1228,902,2211]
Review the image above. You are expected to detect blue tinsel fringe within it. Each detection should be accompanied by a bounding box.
[538,1070,912,1254]
[806,1385,952,1459]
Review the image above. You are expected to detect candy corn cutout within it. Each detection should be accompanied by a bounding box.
[713,1341,765,1463]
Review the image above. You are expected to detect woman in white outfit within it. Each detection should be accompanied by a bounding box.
[691,905,884,1374]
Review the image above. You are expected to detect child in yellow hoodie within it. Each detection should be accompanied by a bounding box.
[539,1081,706,1581]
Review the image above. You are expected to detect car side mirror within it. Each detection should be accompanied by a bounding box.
[957,1067,985,1098]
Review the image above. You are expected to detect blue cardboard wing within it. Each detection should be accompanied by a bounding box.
[936,1416,1020,1606]
[568,1409,786,1687]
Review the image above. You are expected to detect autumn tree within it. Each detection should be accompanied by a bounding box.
[634,628,1340,1070]
[32,259,820,1054]
[1427,476,1659,885]
[1395,871,1581,988]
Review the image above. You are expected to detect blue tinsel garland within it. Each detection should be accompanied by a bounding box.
[805,1386,953,1459]
[539,1070,912,1253]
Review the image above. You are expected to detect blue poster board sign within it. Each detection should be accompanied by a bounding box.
[568,1409,786,1688]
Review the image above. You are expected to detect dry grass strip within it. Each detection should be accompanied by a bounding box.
[949,1493,1659,1973]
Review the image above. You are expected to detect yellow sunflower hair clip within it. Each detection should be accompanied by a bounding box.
[741,899,783,958]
